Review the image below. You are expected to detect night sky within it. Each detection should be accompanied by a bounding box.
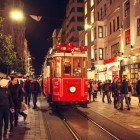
[24,0,68,75]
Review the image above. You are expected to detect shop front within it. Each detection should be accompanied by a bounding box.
[103,57,120,81]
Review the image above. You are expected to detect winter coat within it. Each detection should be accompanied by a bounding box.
[0,87,13,107]
[120,80,128,94]
[24,80,31,94]
[136,80,140,95]
[8,83,24,109]
[30,81,41,95]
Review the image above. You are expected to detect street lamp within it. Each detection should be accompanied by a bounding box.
[9,9,24,22]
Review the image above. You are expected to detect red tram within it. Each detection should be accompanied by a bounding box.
[42,43,88,107]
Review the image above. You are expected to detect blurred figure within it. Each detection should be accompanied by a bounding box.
[136,78,140,106]
[127,81,132,105]
[118,76,130,110]
[30,77,41,109]
[88,80,92,102]
[92,81,98,101]
[24,76,31,106]
[0,79,13,139]
[8,77,27,131]
[102,80,111,103]
[111,79,118,108]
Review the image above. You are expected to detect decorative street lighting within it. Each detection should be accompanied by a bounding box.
[9,9,24,22]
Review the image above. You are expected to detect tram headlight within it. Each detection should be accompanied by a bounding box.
[69,86,76,93]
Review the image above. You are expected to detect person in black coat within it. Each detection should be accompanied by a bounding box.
[8,77,27,130]
[136,78,140,105]
[30,77,41,109]
[0,79,13,139]
[118,76,130,110]
[23,76,31,106]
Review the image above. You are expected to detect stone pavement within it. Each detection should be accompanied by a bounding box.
[8,96,48,140]
[88,94,140,135]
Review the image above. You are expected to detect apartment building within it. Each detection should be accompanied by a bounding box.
[83,0,140,84]
[65,0,84,45]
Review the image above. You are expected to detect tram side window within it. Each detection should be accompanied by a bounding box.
[73,58,82,76]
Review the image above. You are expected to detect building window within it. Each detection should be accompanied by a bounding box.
[77,7,84,12]
[70,7,75,14]
[94,49,97,61]
[77,0,84,3]
[111,43,119,57]
[98,12,100,20]
[94,27,96,39]
[110,0,113,5]
[101,8,103,19]
[91,9,94,23]
[77,26,84,31]
[70,17,75,22]
[104,4,107,16]
[91,28,94,42]
[124,0,130,17]
[85,33,88,46]
[77,16,84,22]
[116,16,120,30]
[90,0,94,7]
[125,29,130,45]
[113,19,115,32]
[85,2,87,15]
[98,26,103,38]
[99,48,103,60]
[110,22,112,34]
[137,18,140,36]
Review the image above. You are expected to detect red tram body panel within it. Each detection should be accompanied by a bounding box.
[42,43,88,107]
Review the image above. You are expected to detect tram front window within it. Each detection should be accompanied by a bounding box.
[73,58,82,76]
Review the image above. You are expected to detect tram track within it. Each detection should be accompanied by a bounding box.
[57,107,119,140]
[75,108,120,140]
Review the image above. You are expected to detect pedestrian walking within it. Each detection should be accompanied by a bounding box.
[136,78,140,106]
[24,76,31,106]
[91,81,98,101]
[118,76,130,110]
[127,81,133,105]
[111,79,118,109]
[0,79,13,139]
[8,77,27,131]
[88,80,92,102]
[102,80,111,103]
[30,77,41,109]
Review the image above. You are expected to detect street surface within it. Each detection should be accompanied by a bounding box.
[7,95,140,140]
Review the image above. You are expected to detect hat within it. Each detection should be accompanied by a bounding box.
[0,79,9,87]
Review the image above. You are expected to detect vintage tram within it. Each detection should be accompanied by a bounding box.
[43,43,88,107]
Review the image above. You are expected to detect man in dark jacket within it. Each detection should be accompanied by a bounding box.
[8,77,27,130]
[24,76,31,106]
[0,79,13,139]
[118,76,130,110]
[30,77,41,109]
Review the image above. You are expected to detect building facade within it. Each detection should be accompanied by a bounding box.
[83,0,140,84]
[65,0,84,45]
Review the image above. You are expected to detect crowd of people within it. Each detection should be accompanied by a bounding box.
[88,76,140,110]
[0,75,41,139]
